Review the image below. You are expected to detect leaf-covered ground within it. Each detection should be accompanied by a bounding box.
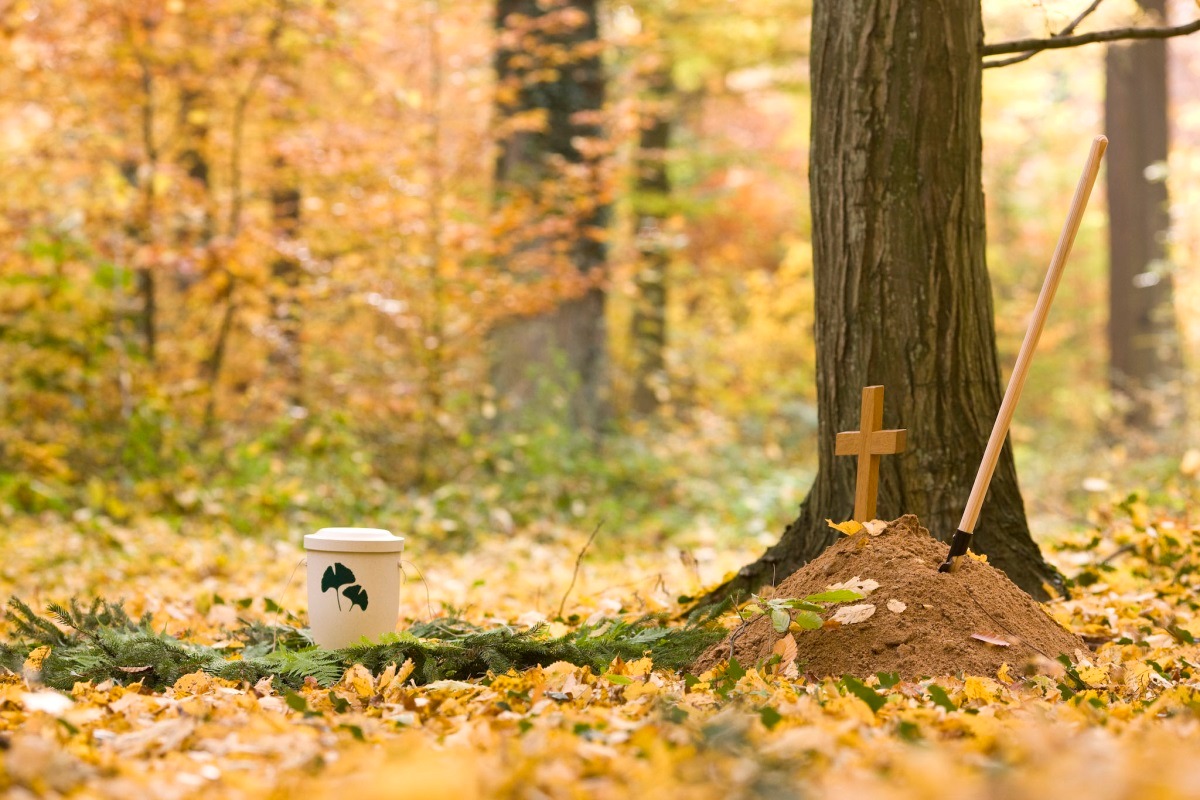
[4,493,1200,799]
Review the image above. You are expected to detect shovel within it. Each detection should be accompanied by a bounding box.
[939,135,1108,574]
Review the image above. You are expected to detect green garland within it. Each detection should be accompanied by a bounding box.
[0,598,723,691]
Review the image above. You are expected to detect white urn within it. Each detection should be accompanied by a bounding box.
[304,527,405,649]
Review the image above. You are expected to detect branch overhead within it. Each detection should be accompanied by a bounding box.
[983,17,1200,59]
[982,0,1105,68]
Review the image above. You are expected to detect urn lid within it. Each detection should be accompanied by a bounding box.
[304,527,405,553]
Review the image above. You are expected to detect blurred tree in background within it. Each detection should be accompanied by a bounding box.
[490,0,611,433]
[1105,0,1185,430]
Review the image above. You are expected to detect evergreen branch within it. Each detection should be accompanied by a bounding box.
[1,596,724,692]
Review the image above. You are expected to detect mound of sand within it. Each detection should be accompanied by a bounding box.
[693,516,1085,679]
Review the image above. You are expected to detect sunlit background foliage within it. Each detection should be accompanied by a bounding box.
[1,0,1197,549]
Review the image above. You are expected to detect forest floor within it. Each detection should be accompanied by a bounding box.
[2,470,1200,799]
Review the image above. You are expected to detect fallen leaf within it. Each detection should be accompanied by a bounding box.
[831,604,876,625]
[826,577,880,596]
[971,633,1010,647]
[996,663,1014,685]
[22,690,73,715]
[863,520,888,535]
[118,665,153,674]
[1077,665,1109,687]
[772,633,798,665]
[173,672,217,697]
[23,646,51,676]
[963,676,1002,702]
[826,519,864,536]
[109,718,195,758]
[339,664,376,699]
[886,599,907,613]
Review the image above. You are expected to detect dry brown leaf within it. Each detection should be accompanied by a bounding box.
[831,604,876,625]
[826,576,880,596]
[886,599,907,614]
[772,633,798,664]
[971,632,1010,647]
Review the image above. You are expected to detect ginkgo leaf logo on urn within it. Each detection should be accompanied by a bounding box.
[321,562,369,611]
[304,527,403,649]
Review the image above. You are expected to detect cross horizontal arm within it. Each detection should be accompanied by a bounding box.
[834,431,862,456]
[868,429,906,455]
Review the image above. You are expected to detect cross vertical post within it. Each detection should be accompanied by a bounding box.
[835,385,907,521]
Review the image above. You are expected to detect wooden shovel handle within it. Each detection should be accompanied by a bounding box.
[958,135,1108,535]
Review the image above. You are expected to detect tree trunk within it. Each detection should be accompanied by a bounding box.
[490,0,609,432]
[175,86,213,293]
[1105,0,1183,428]
[708,0,1064,604]
[269,154,303,410]
[630,54,673,415]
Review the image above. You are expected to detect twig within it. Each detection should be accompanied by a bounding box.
[400,559,436,622]
[726,596,750,662]
[1097,543,1137,567]
[963,583,1055,661]
[272,557,306,652]
[983,0,1105,68]
[557,521,604,619]
[983,16,1200,62]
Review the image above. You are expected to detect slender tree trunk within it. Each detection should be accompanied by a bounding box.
[199,0,287,436]
[135,53,158,364]
[176,86,214,293]
[707,0,1064,604]
[630,54,673,416]
[269,155,303,410]
[1106,0,1183,428]
[490,0,609,432]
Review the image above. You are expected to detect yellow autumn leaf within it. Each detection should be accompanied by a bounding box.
[1077,665,1109,688]
[23,645,51,676]
[963,676,1002,703]
[826,519,864,536]
[340,664,377,699]
[626,657,654,677]
[173,671,215,697]
[623,680,659,701]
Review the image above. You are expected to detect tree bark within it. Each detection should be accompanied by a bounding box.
[490,0,609,432]
[708,0,1065,604]
[1105,0,1184,428]
[630,54,673,416]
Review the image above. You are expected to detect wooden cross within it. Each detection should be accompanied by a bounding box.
[835,386,907,521]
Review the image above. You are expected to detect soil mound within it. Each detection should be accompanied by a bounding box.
[693,516,1085,679]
